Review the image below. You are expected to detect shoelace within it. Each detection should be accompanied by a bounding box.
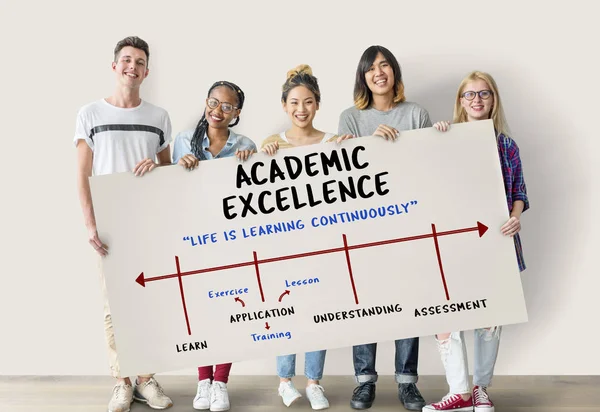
[308,384,326,400]
[113,385,125,401]
[143,378,165,397]
[353,382,374,397]
[280,381,296,396]
[401,383,420,400]
[212,384,225,402]
[198,381,211,398]
[436,393,460,407]
[474,387,490,404]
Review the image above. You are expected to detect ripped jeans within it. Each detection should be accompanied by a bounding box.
[436,327,502,394]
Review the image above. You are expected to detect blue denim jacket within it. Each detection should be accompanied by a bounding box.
[172,129,257,163]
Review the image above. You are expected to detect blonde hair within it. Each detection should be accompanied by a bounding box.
[282,64,321,103]
[452,71,510,136]
[286,64,313,79]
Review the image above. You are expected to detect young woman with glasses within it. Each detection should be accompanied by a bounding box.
[423,71,529,412]
[171,80,257,412]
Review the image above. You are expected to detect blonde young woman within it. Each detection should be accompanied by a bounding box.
[423,71,529,412]
[262,64,352,410]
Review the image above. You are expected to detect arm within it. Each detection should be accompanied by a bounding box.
[157,145,172,165]
[172,131,199,170]
[501,139,529,236]
[134,113,174,175]
[76,140,107,256]
[420,108,433,128]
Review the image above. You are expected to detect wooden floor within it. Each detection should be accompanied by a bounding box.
[1,375,598,411]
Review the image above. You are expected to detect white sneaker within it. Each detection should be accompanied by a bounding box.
[278,380,302,407]
[193,379,212,410]
[306,384,330,410]
[210,381,230,411]
[133,377,173,409]
[108,381,133,412]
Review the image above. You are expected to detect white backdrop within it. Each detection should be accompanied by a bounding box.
[0,0,596,376]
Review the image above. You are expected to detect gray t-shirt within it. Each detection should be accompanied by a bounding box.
[338,101,432,137]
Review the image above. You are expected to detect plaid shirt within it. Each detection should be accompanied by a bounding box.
[497,133,529,271]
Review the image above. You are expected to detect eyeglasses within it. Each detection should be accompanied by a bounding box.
[461,90,493,101]
[206,97,237,113]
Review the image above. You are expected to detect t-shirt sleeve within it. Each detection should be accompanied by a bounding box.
[172,132,192,164]
[260,134,281,150]
[419,108,432,128]
[73,109,94,150]
[158,112,172,153]
[338,110,359,136]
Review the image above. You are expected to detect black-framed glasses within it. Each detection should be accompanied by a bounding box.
[462,90,493,101]
[206,97,237,113]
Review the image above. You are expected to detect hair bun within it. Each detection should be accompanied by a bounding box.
[286,64,313,80]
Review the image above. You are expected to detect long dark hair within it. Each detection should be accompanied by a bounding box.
[190,81,245,160]
[353,45,405,110]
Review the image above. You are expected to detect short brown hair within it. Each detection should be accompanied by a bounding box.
[113,36,150,67]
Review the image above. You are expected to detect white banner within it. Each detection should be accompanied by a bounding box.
[90,119,527,377]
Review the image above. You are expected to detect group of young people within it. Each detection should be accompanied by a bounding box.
[75,36,529,412]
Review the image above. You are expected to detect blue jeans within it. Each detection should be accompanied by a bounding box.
[353,337,419,384]
[277,350,327,380]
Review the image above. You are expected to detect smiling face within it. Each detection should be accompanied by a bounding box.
[205,86,240,129]
[364,52,395,99]
[282,85,319,129]
[112,46,148,89]
[459,79,494,122]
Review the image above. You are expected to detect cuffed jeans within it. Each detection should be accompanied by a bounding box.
[353,337,419,384]
[436,328,502,394]
[277,350,327,381]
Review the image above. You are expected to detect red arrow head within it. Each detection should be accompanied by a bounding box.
[265,322,270,330]
[135,272,146,287]
[285,290,290,295]
[477,222,489,237]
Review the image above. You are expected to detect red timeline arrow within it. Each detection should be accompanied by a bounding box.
[234,297,245,307]
[135,221,489,287]
[136,272,145,287]
[136,222,488,334]
[278,290,290,302]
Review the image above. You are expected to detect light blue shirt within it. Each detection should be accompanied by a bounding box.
[172,129,257,163]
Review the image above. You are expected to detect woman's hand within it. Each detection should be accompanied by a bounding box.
[261,141,280,156]
[336,134,355,143]
[178,154,199,170]
[236,148,256,161]
[501,216,521,237]
[433,121,451,132]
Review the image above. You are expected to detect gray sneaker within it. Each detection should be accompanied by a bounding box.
[108,381,133,412]
[133,377,173,409]
[398,383,425,411]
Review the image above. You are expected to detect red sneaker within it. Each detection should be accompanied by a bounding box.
[473,386,495,412]
[422,393,473,411]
